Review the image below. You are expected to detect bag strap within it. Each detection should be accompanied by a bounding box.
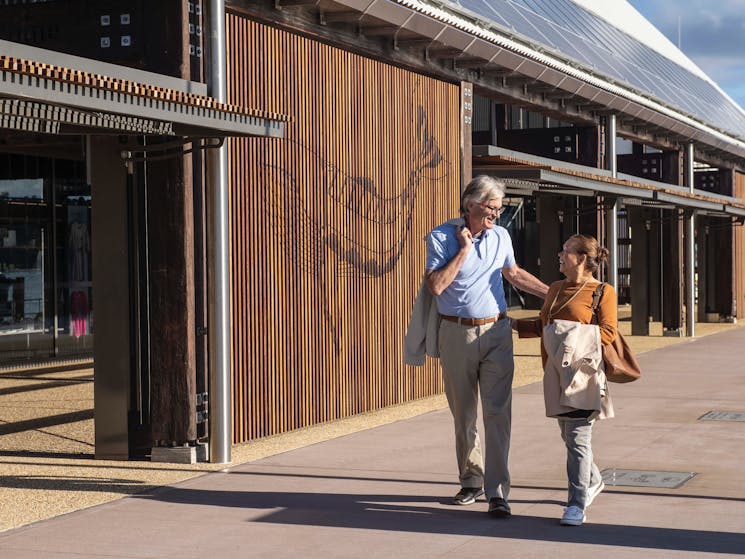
[590,282,606,325]
[548,278,591,321]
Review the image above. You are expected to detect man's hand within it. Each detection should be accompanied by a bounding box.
[426,229,472,296]
[456,225,473,252]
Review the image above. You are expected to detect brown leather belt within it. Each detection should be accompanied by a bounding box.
[440,313,507,326]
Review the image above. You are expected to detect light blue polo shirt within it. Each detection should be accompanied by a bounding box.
[425,221,516,318]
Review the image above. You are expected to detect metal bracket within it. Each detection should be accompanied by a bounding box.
[120,137,224,163]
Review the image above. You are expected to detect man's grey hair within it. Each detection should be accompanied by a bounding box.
[460,175,506,213]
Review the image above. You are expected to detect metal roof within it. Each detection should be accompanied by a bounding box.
[342,0,745,160]
[445,0,745,142]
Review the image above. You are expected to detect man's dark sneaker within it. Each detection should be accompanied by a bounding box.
[488,497,512,517]
[452,487,484,505]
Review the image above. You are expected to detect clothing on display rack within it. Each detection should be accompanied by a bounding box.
[68,221,90,282]
[71,290,89,337]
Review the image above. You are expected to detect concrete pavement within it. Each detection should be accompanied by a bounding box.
[1,327,744,558]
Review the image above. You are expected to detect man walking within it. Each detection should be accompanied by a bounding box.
[425,175,548,517]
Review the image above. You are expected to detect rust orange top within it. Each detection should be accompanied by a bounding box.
[516,279,618,367]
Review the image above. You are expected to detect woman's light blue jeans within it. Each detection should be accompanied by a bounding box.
[558,417,602,509]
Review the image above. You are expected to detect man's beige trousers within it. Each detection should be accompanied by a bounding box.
[438,318,514,501]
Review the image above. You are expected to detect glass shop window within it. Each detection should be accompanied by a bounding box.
[55,163,93,357]
[0,175,50,353]
[0,151,92,363]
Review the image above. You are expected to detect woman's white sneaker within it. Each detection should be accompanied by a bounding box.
[560,505,586,526]
[587,479,605,507]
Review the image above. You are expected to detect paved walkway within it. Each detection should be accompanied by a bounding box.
[1,328,744,558]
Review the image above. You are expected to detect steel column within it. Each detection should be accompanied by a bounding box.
[607,114,618,290]
[685,211,695,337]
[685,142,696,337]
[207,0,231,464]
[686,142,695,194]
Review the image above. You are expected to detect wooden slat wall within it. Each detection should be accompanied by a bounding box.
[226,15,461,442]
[735,172,745,319]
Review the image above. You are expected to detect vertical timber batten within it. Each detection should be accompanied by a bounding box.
[226,15,460,443]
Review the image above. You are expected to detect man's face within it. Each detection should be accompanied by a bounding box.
[468,197,504,230]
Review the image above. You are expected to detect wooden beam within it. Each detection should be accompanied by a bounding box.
[321,10,362,24]
[395,37,432,49]
[479,67,517,77]
[427,45,466,59]
[454,56,490,69]
[543,90,578,101]
[359,24,399,37]
[275,0,319,7]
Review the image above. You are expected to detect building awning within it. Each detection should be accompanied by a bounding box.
[474,145,745,218]
[0,46,287,139]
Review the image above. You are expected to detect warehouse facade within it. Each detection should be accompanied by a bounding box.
[1,0,744,460]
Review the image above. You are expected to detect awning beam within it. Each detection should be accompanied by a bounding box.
[474,145,745,216]
[0,48,286,138]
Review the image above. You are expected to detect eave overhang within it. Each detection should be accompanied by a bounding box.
[0,45,287,139]
[473,145,745,217]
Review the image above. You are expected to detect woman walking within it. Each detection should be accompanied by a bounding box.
[513,234,616,526]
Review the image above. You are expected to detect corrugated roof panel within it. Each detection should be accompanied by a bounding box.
[442,0,745,141]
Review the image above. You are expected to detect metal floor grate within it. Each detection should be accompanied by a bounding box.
[601,469,696,489]
[699,411,745,422]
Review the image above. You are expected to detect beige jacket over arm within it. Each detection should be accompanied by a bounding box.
[542,319,614,421]
[403,274,441,365]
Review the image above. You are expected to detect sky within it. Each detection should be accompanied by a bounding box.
[628,0,745,109]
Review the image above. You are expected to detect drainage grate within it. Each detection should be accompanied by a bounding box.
[601,469,696,489]
[699,411,745,422]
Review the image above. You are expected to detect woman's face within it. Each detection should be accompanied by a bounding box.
[558,240,586,276]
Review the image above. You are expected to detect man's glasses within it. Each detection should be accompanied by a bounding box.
[481,202,506,217]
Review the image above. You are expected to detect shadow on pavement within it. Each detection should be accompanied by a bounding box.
[0,474,152,494]
[137,485,745,555]
[0,410,93,436]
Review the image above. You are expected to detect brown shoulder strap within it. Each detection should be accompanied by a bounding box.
[590,283,606,324]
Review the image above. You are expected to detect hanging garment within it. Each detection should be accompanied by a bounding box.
[71,290,89,337]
